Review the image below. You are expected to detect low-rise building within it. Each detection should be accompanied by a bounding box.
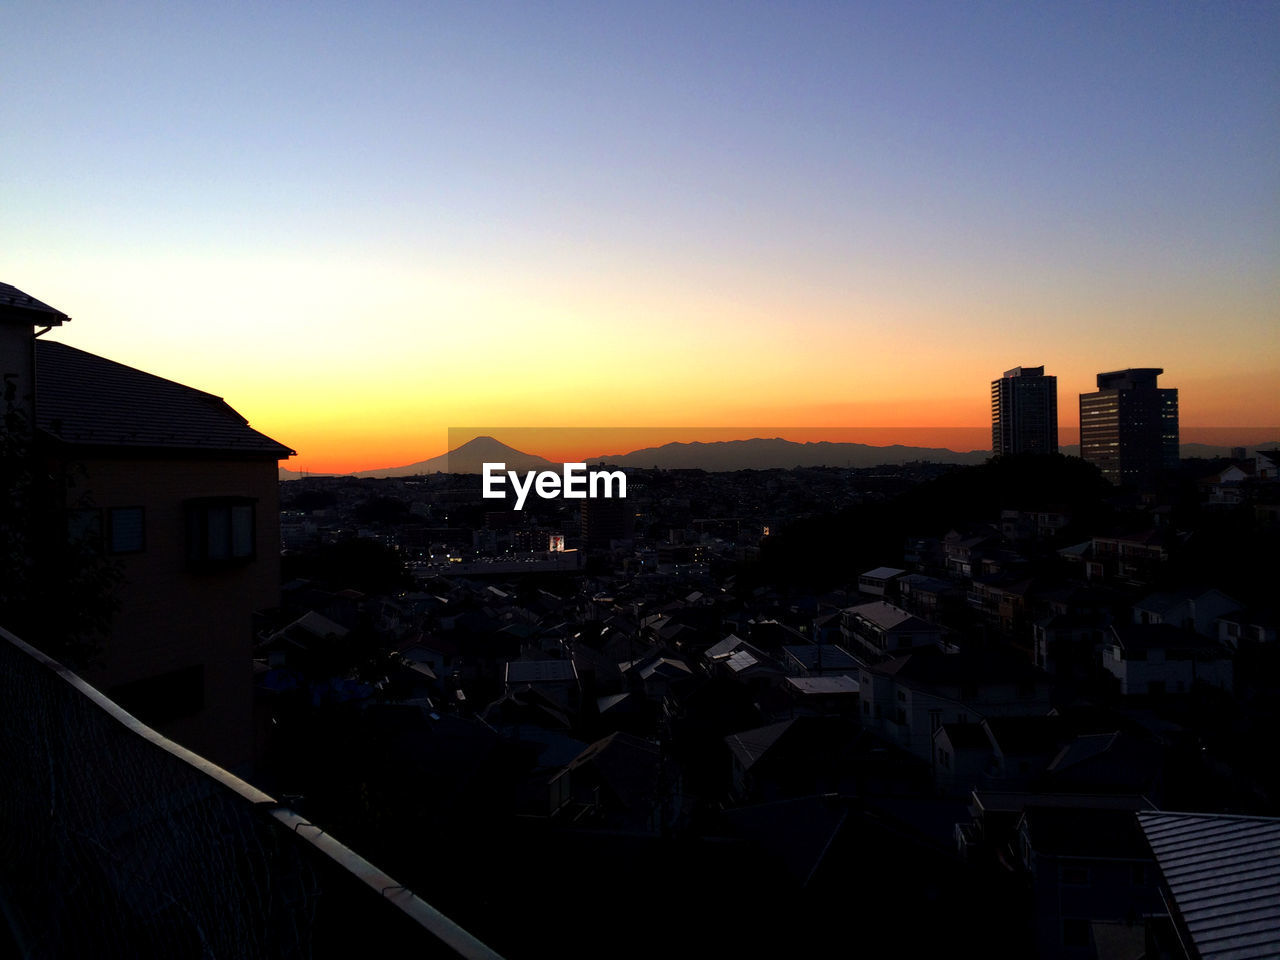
[1101,624,1233,696]
[840,600,942,659]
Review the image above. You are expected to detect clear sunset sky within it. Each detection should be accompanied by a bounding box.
[4,2,1277,473]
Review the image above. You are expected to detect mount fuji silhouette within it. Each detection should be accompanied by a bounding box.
[359,436,555,476]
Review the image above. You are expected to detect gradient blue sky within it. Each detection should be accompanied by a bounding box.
[4,1,1277,470]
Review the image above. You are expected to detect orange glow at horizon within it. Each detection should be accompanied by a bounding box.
[20,254,1278,477]
[274,423,1280,475]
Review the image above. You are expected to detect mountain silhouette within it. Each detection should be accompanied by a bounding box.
[279,436,1280,479]
[279,436,556,479]
[587,437,991,470]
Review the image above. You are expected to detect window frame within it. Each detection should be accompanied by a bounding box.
[107,505,146,555]
[185,496,257,570]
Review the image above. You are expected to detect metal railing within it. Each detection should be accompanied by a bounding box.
[0,625,505,960]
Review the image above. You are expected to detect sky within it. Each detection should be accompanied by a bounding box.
[4,1,1277,472]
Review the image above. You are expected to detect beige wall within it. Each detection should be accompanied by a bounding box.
[74,455,281,772]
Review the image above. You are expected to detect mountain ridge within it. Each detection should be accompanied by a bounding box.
[279,436,1280,479]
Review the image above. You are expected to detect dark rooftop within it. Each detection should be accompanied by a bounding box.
[1139,811,1280,960]
[0,281,70,324]
[35,340,293,458]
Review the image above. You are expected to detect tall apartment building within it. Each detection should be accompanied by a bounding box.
[991,365,1058,455]
[1079,368,1178,488]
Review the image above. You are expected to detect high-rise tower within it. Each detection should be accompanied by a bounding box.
[991,365,1058,455]
[1079,368,1178,487]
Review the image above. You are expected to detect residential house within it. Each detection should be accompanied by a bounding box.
[1000,507,1071,542]
[2,283,293,772]
[857,566,906,598]
[1216,608,1278,650]
[1019,806,1163,959]
[1090,530,1177,584]
[1101,624,1233,696]
[1033,614,1109,676]
[933,722,993,796]
[1132,588,1240,638]
[780,643,859,678]
[859,648,1051,762]
[840,600,942,660]
[943,526,1002,578]
[896,573,959,620]
[504,657,581,713]
[724,716,858,802]
[547,732,680,834]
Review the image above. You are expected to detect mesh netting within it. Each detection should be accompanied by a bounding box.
[0,629,498,960]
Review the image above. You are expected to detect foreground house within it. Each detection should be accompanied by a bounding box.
[2,283,293,771]
[1138,810,1280,959]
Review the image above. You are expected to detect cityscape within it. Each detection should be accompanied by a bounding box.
[3,3,1279,959]
[4,279,1279,957]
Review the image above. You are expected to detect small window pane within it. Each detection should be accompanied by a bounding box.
[207,506,230,560]
[231,505,253,557]
[109,507,144,553]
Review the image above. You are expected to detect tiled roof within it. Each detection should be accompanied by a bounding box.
[505,659,577,684]
[35,341,293,457]
[860,566,906,581]
[845,600,927,632]
[725,720,793,771]
[0,282,69,323]
[705,634,747,659]
[1138,811,1280,960]
[784,676,858,695]
[782,644,859,671]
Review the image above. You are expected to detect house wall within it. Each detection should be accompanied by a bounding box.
[74,455,281,772]
[1027,851,1161,960]
[1102,644,1234,696]
[861,669,1051,762]
[932,734,991,796]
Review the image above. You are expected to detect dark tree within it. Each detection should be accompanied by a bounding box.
[0,386,120,668]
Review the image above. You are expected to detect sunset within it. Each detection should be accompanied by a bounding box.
[4,2,1276,473]
[4,5,1280,958]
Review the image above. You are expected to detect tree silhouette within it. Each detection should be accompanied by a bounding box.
[0,383,120,667]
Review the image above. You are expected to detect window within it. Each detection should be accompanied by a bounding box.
[108,506,145,554]
[186,497,255,568]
